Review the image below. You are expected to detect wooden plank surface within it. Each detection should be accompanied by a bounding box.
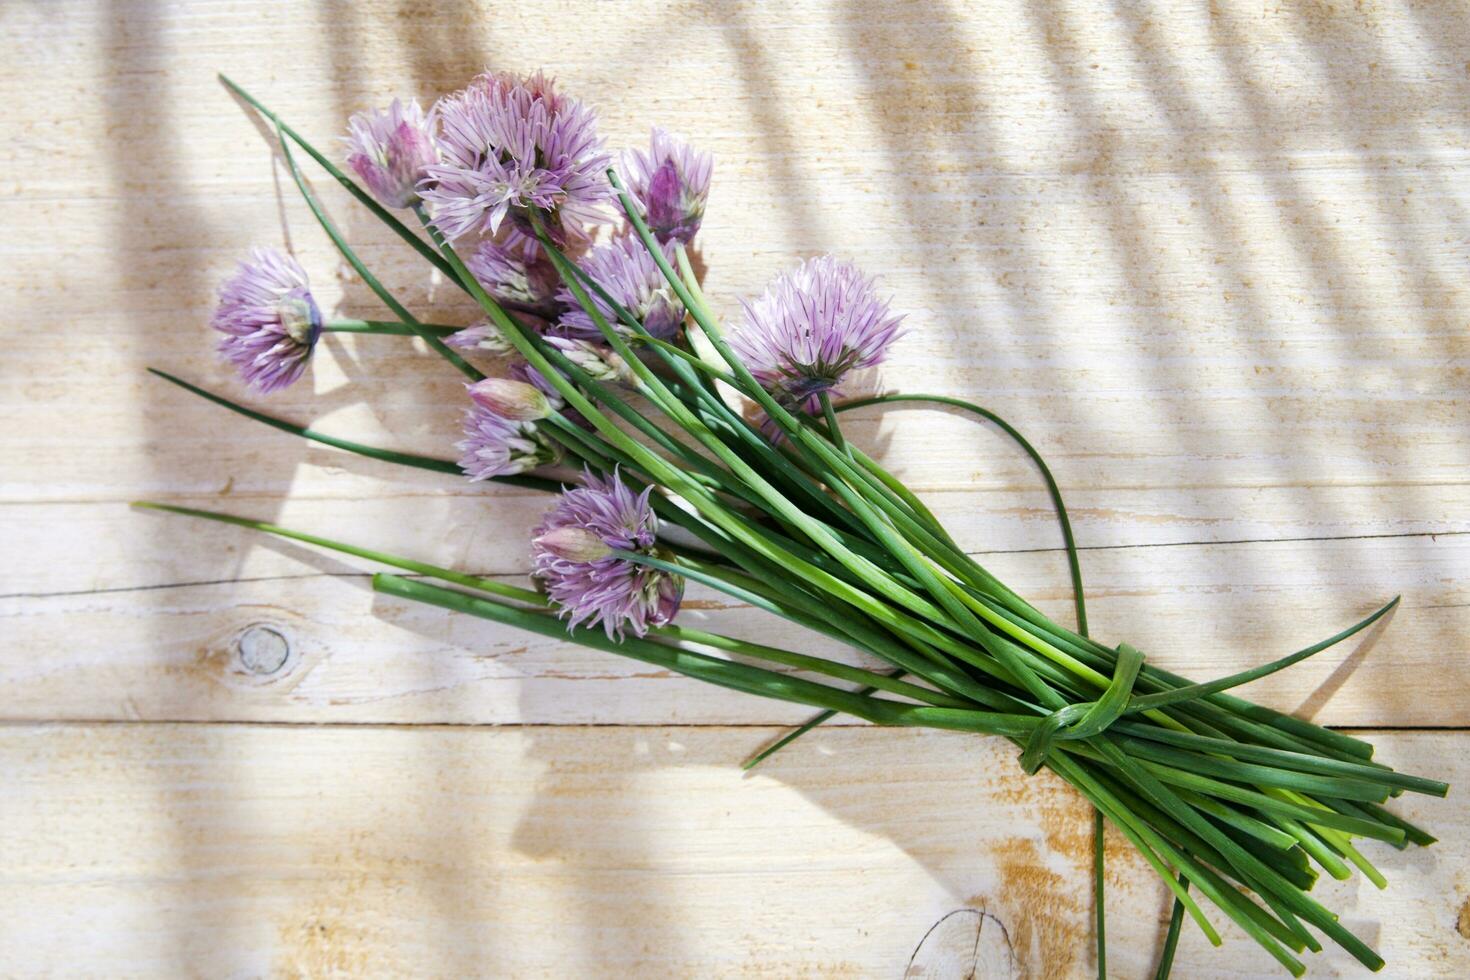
[0,726,1463,979]
[4,506,1465,726]
[2,0,1468,976]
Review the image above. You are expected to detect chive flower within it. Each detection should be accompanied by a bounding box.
[456,403,560,480]
[506,357,600,431]
[556,235,685,341]
[211,247,322,393]
[545,335,635,385]
[344,98,439,209]
[466,236,560,309]
[467,378,553,422]
[446,322,512,354]
[420,71,610,242]
[532,469,683,638]
[730,255,905,413]
[621,127,713,245]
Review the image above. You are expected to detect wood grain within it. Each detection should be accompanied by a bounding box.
[0,725,1462,978]
[3,509,1465,725]
[2,0,1468,976]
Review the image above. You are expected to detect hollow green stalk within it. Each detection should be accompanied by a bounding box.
[273,122,482,381]
[323,319,460,336]
[145,368,559,493]
[131,501,546,604]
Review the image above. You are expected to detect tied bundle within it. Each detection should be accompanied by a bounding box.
[137,70,1447,977]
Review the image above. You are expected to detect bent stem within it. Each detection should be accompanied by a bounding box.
[273,119,482,381]
[145,368,562,493]
[218,74,467,289]
[132,501,546,604]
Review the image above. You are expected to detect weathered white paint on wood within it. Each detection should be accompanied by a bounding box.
[2,0,1468,976]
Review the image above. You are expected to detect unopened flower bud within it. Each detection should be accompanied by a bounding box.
[621,128,713,245]
[344,99,439,210]
[467,378,552,421]
[647,550,684,622]
[534,526,612,563]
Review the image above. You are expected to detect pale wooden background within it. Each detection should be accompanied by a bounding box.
[2,1,1467,976]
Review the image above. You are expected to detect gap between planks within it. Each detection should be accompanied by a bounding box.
[3,528,1462,601]
[8,477,1470,506]
[0,719,1460,734]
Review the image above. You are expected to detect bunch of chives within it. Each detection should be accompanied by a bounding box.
[138,75,1446,976]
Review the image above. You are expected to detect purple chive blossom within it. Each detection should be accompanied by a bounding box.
[730,255,906,413]
[531,469,683,639]
[446,322,513,354]
[620,127,713,245]
[545,335,634,385]
[211,247,322,393]
[447,310,556,354]
[475,69,566,111]
[456,404,560,480]
[555,235,684,342]
[344,98,440,209]
[419,71,610,243]
[465,235,561,308]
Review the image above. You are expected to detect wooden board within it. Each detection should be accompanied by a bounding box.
[2,0,1468,976]
[0,726,1463,978]
[3,507,1465,726]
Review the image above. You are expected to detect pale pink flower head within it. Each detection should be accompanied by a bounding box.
[420,71,610,243]
[466,377,553,421]
[506,357,600,430]
[474,69,566,111]
[446,322,513,355]
[211,247,322,393]
[466,235,560,308]
[545,335,634,385]
[531,469,683,639]
[456,403,560,480]
[730,255,906,413]
[344,98,439,209]
[556,235,684,342]
[621,128,713,245]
